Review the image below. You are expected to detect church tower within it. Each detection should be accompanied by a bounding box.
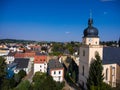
[79,18,103,89]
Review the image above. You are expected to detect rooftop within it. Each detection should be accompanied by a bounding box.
[14,58,30,69]
[103,47,120,65]
[48,59,63,69]
[8,52,16,56]
[34,55,47,63]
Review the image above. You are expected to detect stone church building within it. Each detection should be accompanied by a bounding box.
[79,18,120,89]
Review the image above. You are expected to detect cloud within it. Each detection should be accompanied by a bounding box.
[101,0,116,2]
[65,32,70,34]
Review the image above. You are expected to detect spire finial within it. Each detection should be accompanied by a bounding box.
[88,9,93,26]
[90,9,92,19]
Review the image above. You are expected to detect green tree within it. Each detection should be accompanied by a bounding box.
[68,58,78,83]
[14,74,21,83]
[18,70,26,79]
[0,56,7,89]
[86,53,111,90]
[32,72,64,90]
[14,80,31,90]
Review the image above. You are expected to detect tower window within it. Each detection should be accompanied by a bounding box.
[106,68,108,80]
[96,42,97,44]
[83,50,85,56]
[82,66,84,76]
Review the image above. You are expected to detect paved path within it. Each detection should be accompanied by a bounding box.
[63,79,75,90]
[23,66,34,83]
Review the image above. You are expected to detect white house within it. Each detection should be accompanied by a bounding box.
[34,55,47,74]
[0,48,9,56]
[48,59,64,82]
[6,52,16,64]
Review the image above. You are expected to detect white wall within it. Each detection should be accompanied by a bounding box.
[103,64,117,87]
[50,69,64,82]
[83,37,100,45]
[6,56,15,64]
[34,62,47,74]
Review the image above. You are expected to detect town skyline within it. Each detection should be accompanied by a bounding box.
[0,0,120,42]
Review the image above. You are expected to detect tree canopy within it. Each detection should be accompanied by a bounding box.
[86,53,111,90]
[32,72,65,90]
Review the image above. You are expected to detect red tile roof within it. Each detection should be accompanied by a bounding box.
[34,55,47,63]
[15,52,36,58]
[15,53,25,58]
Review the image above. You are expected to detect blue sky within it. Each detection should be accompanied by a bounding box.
[0,0,120,42]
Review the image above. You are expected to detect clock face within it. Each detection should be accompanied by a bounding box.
[89,38,92,42]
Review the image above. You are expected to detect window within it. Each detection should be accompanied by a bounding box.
[106,68,108,80]
[95,51,98,56]
[83,50,85,56]
[82,66,84,76]
[59,71,61,74]
[112,67,115,80]
[112,67,115,76]
[96,42,97,44]
[40,69,41,72]
[54,71,56,75]
[40,65,42,68]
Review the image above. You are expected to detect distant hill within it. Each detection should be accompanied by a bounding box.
[0,39,36,44]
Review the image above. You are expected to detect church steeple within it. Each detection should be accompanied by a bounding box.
[82,12,100,45]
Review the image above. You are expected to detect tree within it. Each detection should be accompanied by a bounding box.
[32,72,64,90]
[86,53,111,90]
[18,70,26,79]
[14,80,31,90]
[0,56,7,89]
[68,58,78,83]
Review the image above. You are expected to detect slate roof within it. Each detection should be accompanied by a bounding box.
[14,58,29,69]
[8,52,16,56]
[103,47,120,65]
[35,52,47,56]
[48,59,63,69]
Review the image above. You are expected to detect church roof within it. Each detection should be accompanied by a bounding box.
[103,47,120,65]
[83,18,99,37]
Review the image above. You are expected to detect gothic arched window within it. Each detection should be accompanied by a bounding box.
[106,68,108,80]
[83,50,85,56]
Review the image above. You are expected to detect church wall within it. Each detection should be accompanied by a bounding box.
[103,64,117,87]
[83,37,100,45]
[88,46,103,65]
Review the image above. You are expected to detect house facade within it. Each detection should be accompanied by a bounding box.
[34,55,47,74]
[48,59,64,82]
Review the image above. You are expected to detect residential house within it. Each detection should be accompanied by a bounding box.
[13,58,32,74]
[48,59,64,82]
[6,52,16,64]
[34,53,47,74]
[0,48,9,56]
